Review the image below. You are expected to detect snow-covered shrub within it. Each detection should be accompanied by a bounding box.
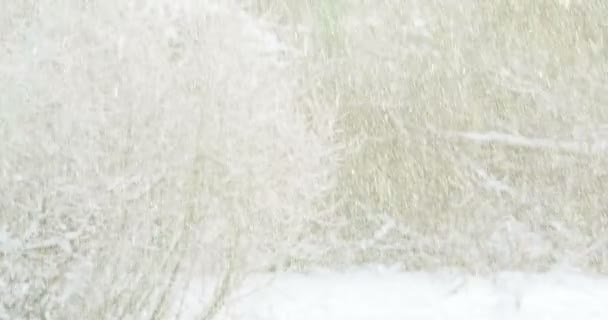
[0,0,338,318]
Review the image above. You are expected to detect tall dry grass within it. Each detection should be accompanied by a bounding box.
[245,0,608,270]
[2,0,608,318]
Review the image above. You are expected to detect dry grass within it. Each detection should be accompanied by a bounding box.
[1,0,608,318]
[246,0,608,271]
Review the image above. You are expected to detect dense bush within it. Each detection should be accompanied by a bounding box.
[1,1,338,318]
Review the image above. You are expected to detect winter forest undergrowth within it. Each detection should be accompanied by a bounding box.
[1,0,607,318]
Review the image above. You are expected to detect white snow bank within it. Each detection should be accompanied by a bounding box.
[178,267,608,320]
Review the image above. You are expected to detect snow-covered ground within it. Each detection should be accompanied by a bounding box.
[176,267,608,320]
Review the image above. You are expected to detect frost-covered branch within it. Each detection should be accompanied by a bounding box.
[446,130,608,155]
